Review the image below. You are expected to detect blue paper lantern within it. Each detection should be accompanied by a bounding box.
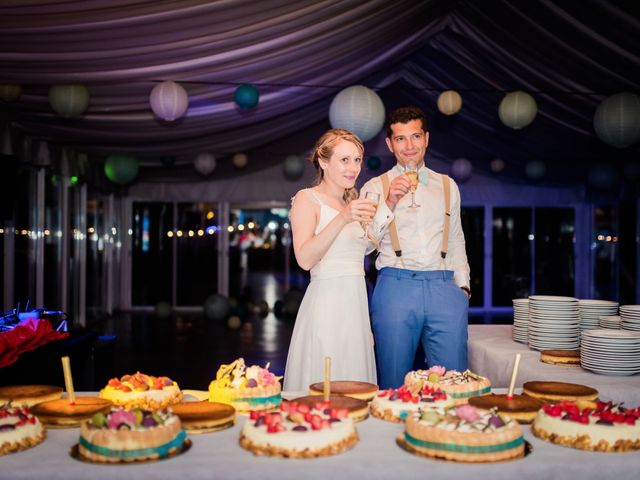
[366,156,381,171]
[234,84,260,110]
[104,155,139,185]
[525,160,546,180]
[160,156,176,167]
[451,158,473,183]
[588,163,619,190]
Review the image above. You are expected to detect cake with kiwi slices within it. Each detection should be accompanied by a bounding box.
[78,407,186,463]
[404,366,491,405]
[99,372,182,411]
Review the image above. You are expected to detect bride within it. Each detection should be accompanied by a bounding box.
[283,129,378,392]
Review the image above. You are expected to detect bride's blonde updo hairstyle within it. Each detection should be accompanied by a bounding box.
[310,128,364,203]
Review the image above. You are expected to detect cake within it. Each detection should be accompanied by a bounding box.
[171,401,236,433]
[292,394,369,422]
[523,381,598,402]
[99,372,182,410]
[404,366,491,405]
[371,384,452,423]
[208,358,281,413]
[540,350,581,366]
[532,400,640,452]
[30,397,113,428]
[0,385,63,407]
[308,381,379,401]
[0,405,46,456]
[78,407,187,463]
[401,404,525,462]
[468,394,544,424]
[239,400,358,458]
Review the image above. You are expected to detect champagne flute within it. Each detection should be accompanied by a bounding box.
[360,191,380,239]
[404,164,420,208]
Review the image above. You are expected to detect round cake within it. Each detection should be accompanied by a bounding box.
[532,400,640,452]
[468,394,544,424]
[209,358,281,413]
[292,394,369,422]
[171,401,236,433]
[371,384,452,423]
[308,381,379,401]
[402,405,525,463]
[99,372,182,410]
[404,366,491,405]
[540,350,581,366]
[78,407,187,463]
[523,381,598,402]
[30,397,113,428]
[0,406,46,456]
[0,385,63,407]
[239,400,358,458]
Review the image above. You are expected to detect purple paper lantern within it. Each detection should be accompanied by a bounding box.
[150,81,188,121]
[451,158,473,183]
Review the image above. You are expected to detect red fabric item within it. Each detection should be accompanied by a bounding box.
[0,318,69,368]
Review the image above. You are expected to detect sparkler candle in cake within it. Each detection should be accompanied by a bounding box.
[99,372,182,411]
[208,358,281,413]
[404,366,491,405]
[371,384,453,423]
[0,405,46,456]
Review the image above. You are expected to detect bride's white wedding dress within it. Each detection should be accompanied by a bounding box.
[283,189,377,392]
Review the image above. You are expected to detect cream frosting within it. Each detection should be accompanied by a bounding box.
[0,408,44,446]
[534,410,640,444]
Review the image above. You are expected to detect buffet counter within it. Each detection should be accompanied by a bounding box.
[468,325,640,403]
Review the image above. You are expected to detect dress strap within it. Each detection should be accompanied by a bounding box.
[291,188,324,207]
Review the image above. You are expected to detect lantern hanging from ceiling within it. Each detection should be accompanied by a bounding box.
[525,160,545,180]
[149,81,189,121]
[48,85,90,117]
[234,84,260,110]
[437,90,463,115]
[593,92,640,148]
[366,155,382,171]
[232,152,248,169]
[329,85,385,142]
[194,152,216,176]
[0,84,22,102]
[490,158,505,173]
[104,155,139,185]
[283,155,305,180]
[499,91,537,129]
[588,163,619,190]
[450,158,473,183]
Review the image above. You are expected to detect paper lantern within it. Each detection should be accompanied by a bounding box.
[194,152,216,176]
[232,152,248,169]
[490,158,505,173]
[204,294,230,321]
[450,158,473,183]
[366,155,382,171]
[588,163,619,190]
[437,90,463,115]
[48,85,90,117]
[0,84,22,102]
[155,301,172,319]
[160,156,176,167]
[149,81,188,121]
[593,92,640,148]
[283,155,305,180]
[104,155,139,185]
[329,85,385,142]
[234,84,260,109]
[499,91,537,129]
[525,160,545,180]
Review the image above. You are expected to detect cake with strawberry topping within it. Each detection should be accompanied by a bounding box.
[404,366,491,405]
[239,400,358,458]
[532,400,640,452]
[209,358,281,413]
[401,404,525,462]
[78,407,187,463]
[0,405,46,456]
[99,372,182,411]
[371,384,452,423]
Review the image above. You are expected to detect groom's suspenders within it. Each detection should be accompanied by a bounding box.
[379,172,452,263]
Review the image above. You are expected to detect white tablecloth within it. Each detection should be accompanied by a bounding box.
[468,325,640,404]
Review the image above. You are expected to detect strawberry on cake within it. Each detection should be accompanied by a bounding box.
[99,372,182,410]
[404,366,491,405]
[371,384,452,423]
[0,405,46,456]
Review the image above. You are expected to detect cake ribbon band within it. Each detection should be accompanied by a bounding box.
[446,386,491,399]
[404,432,524,453]
[79,429,186,458]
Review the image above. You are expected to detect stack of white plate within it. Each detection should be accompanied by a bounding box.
[527,295,580,351]
[620,305,640,331]
[512,298,529,344]
[580,329,640,376]
[598,315,622,329]
[578,299,618,330]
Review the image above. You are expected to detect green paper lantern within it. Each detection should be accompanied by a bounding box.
[104,155,139,185]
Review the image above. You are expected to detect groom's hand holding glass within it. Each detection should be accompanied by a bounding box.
[384,169,415,210]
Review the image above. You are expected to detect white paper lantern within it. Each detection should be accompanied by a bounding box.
[283,155,305,180]
[593,92,640,148]
[329,85,385,142]
[499,91,537,129]
[0,84,22,102]
[450,158,473,182]
[48,85,90,117]
[149,81,189,121]
[194,152,216,176]
[232,152,248,169]
[437,90,462,115]
[525,160,546,180]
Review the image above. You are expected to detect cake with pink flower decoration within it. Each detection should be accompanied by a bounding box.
[78,407,186,463]
[404,366,491,405]
[208,358,281,413]
[371,384,452,423]
[401,404,524,462]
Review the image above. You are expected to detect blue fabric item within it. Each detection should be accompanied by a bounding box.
[371,268,468,389]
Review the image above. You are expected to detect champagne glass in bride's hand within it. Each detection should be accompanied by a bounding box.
[360,191,380,239]
[404,164,420,208]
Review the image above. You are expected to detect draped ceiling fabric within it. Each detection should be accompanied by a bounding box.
[0,0,638,191]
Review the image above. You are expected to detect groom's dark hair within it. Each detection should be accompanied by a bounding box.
[385,106,427,136]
